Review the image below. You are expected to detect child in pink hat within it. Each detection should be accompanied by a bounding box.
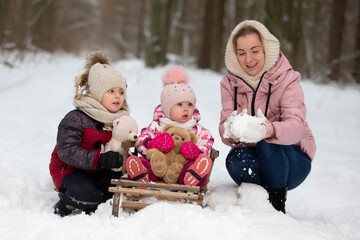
[125,66,214,186]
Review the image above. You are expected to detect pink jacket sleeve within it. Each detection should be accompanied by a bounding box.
[135,122,159,157]
[194,125,214,156]
[219,76,238,147]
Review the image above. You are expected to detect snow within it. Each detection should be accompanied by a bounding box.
[1,52,360,239]
[223,109,266,143]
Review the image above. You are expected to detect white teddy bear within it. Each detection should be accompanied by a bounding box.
[102,115,138,172]
[223,109,266,143]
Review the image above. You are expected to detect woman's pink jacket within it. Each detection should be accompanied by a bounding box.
[219,52,316,160]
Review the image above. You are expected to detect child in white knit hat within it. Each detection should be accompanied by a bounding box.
[50,51,131,217]
[125,66,214,186]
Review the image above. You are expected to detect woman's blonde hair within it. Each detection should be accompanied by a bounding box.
[232,26,262,53]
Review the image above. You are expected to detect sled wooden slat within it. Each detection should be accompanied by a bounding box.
[122,194,204,205]
[109,141,219,216]
[111,179,201,192]
[121,201,149,210]
[109,185,199,200]
[111,192,121,217]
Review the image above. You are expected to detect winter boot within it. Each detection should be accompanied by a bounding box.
[267,186,287,214]
[54,192,82,217]
[53,199,76,217]
[184,155,212,186]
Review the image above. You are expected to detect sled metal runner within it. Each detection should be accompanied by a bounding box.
[109,141,219,217]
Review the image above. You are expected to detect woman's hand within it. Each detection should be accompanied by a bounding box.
[258,109,275,139]
[241,109,274,143]
[229,133,241,143]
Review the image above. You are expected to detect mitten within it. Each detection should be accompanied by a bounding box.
[241,109,274,143]
[180,141,200,160]
[239,108,249,117]
[147,132,174,153]
[97,151,123,169]
[223,110,238,138]
[257,109,275,139]
[229,133,240,143]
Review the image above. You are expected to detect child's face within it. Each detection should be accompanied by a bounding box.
[101,87,125,113]
[169,101,195,123]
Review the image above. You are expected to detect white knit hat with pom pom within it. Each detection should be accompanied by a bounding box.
[160,66,196,118]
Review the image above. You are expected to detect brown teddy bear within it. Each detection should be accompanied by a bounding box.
[146,124,197,184]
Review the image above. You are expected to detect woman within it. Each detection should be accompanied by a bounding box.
[219,20,316,213]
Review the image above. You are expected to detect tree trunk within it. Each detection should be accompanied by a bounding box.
[265,0,303,70]
[159,0,173,65]
[328,0,347,81]
[353,2,360,83]
[31,0,57,52]
[0,0,10,47]
[145,0,161,67]
[16,0,31,52]
[173,0,187,57]
[197,0,213,69]
[289,0,303,70]
[136,1,146,59]
[213,0,225,72]
[235,0,242,24]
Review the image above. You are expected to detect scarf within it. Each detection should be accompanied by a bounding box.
[73,96,129,127]
[159,117,197,131]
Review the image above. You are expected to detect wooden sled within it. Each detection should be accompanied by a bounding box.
[109,141,219,217]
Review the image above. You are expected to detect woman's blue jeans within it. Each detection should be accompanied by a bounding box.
[225,140,311,190]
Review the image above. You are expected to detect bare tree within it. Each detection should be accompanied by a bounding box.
[172,0,188,57]
[136,2,146,59]
[327,0,347,81]
[0,0,10,48]
[354,2,360,83]
[145,0,162,67]
[198,0,213,69]
[158,0,174,65]
[0,0,359,85]
[213,0,225,72]
[31,0,57,52]
[265,0,304,70]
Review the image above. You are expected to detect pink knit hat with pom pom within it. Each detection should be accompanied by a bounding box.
[160,66,196,118]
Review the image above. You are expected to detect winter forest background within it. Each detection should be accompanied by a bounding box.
[0,0,359,84]
[1,1,360,239]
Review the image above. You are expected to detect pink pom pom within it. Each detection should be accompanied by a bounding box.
[162,66,189,86]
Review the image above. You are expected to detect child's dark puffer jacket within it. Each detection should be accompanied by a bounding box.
[49,110,112,190]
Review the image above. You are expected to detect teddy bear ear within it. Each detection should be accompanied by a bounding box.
[163,124,173,132]
[113,117,121,127]
[190,132,197,144]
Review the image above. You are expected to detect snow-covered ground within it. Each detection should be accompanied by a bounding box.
[0,52,359,239]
